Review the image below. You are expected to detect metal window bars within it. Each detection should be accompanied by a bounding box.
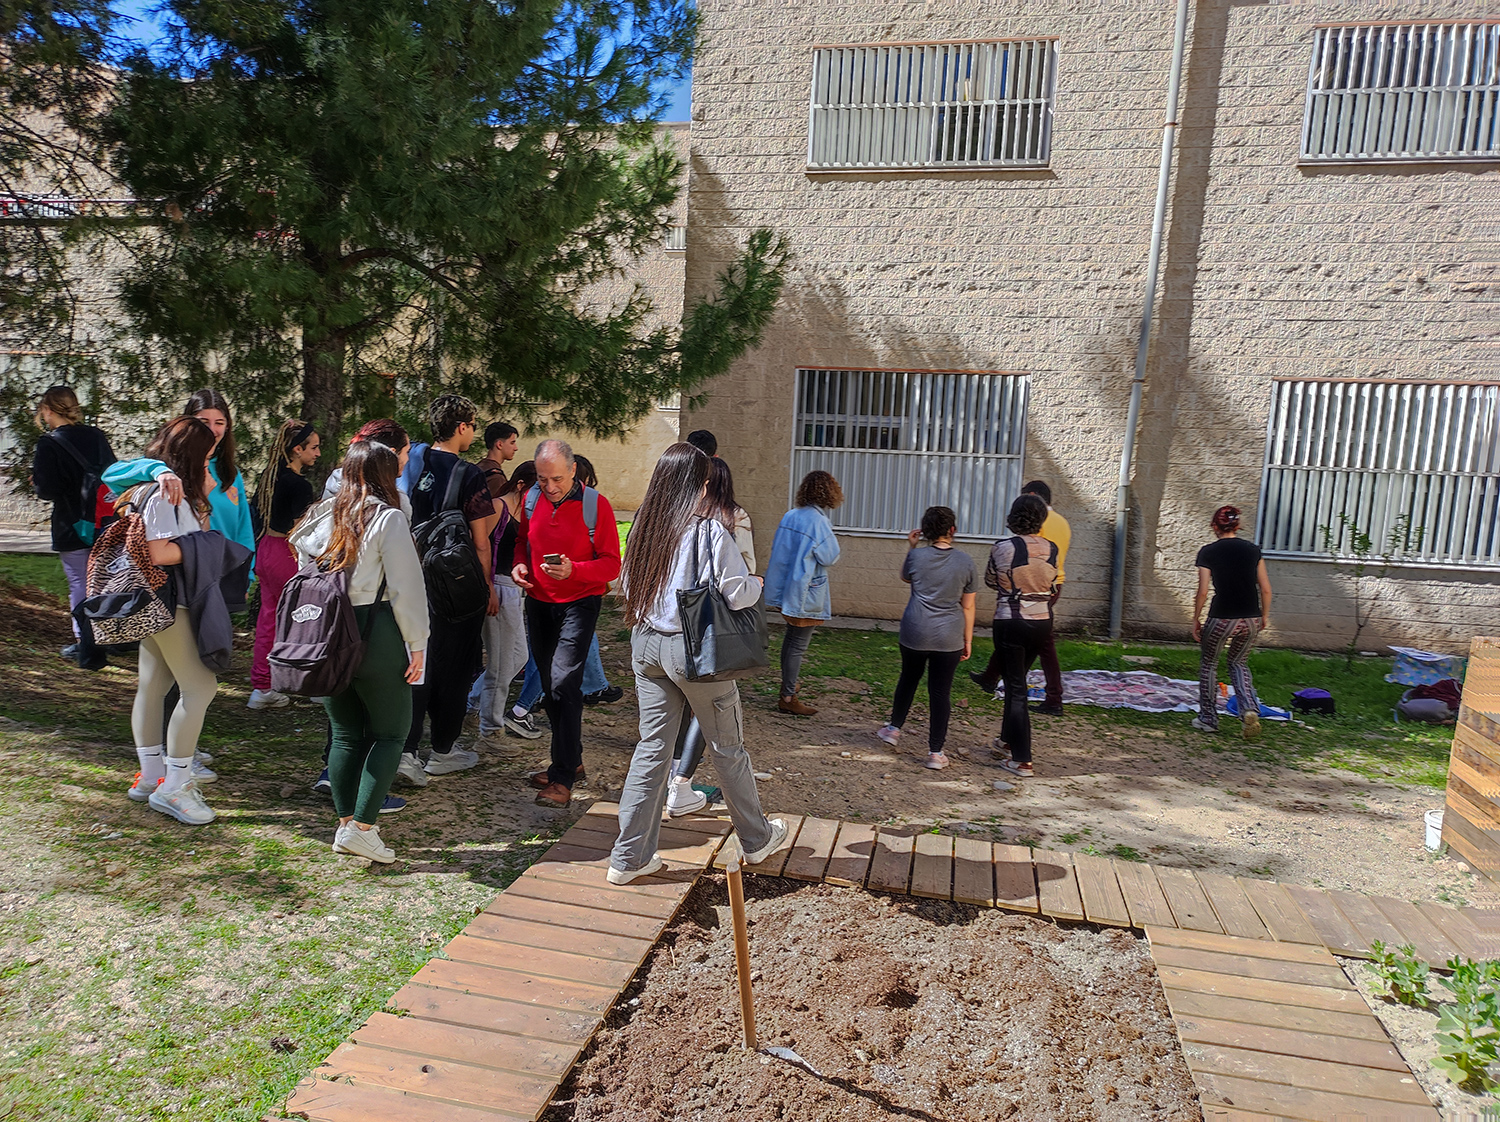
[1301,22,1500,162]
[790,368,1029,540]
[664,226,687,251]
[807,40,1058,170]
[1257,379,1500,570]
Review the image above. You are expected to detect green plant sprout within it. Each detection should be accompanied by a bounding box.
[1318,513,1423,670]
[1431,957,1500,1091]
[1365,940,1431,1005]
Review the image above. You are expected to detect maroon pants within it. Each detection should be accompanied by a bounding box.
[251,535,299,690]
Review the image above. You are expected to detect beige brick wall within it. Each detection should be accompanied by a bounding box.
[683,0,1498,653]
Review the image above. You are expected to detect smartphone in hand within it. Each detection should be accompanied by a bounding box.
[543,553,564,567]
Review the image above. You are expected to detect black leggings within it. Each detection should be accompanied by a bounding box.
[889,644,964,752]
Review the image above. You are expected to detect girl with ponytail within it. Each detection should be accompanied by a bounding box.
[1191,505,1274,739]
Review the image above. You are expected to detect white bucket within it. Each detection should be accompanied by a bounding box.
[1425,808,1445,851]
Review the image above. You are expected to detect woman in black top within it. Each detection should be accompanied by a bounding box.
[31,385,115,669]
[248,420,321,707]
[1191,505,1273,739]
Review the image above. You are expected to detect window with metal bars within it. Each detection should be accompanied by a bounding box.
[1258,379,1500,570]
[1301,22,1500,162]
[791,368,1029,541]
[664,226,686,252]
[807,40,1057,170]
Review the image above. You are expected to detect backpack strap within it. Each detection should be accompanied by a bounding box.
[524,484,540,519]
[1004,535,1027,604]
[582,486,598,546]
[360,575,388,642]
[439,461,465,514]
[47,429,94,472]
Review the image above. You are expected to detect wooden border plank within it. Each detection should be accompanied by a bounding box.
[1073,853,1131,927]
[409,959,620,1014]
[952,836,995,907]
[352,1011,578,1079]
[1113,859,1175,928]
[1193,1072,1438,1121]
[388,985,600,1047]
[993,844,1039,913]
[782,816,840,881]
[1147,927,1334,966]
[1161,988,1389,1042]
[506,871,687,918]
[867,826,919,895]
[463,913,654,965]
[911,832,954,900]
[1155,966,1372,1012]
[1238,879,1321,945]
[441,934,637,989]
[1182,1043,1431,1105]
[1149,945,1352,989]
[1034,848,1084,922]
[286,1077,531,1122]
[1196,873,1271,940]
[1167,1015,1408,1071]
[714,814,804,876]
[319,1042,555,1117]
[483,893,669,942]
[1283,885,1368,956]
[1367,896,1461,965]
[824,820,877,887]
[1155,867,1225,933]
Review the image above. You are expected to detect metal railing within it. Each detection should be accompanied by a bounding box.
[790,368,1029,540]
[1301,22,1500,162]
[808,40,1057,170]
[1258,378,1500,570]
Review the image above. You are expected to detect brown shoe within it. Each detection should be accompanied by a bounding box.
[528,766,586,789]
[534,781,571,808]
[778,693,817,716]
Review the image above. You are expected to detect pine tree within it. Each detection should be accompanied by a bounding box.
[102,0,788,444]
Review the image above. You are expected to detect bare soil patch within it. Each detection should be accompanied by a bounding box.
[543,877,1202,1122]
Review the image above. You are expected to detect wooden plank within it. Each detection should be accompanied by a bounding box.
[911,832,954,900]
[1196,873,1272,940]
[1238,878,1321,945]
[1072,852,1130,927]
[1367,895,1461,965]
[1155,966,1373,1012]
[409,958,619,1014]
[993,844,1039,913]
[1161,989,1389,1043]
[506,870,686,918]
[1149,945,1351,989]
[866,826,918,894]
[465,913,654,965]
[1193,1073,1438,1122]
[782,816,840,881]
[1327,889,1404,955]
[1147,926,1336,966]
[1283,885,1368,956]
[1113,859,1174,928]
[714,814,803,876]
[823,821,877,887]
[952,836,995,907]
[442,933,636,989]
[1033,848,1084,922]
[286,1077,530,1122]
[1454,719,1500,769]
[1154,867,1224,933]
[1420,903,1484,961]
[1183,1043,1431,1105]
[521,858,697,898]
[483,893,669,942]
[388,984,600,1046]
[319,1043,553,1117]
[1170,1014,1407,1071]
[352,1011,576,1079]
[1441,808,1500,879]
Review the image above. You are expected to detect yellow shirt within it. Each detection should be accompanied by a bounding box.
[1041,508,1071,583]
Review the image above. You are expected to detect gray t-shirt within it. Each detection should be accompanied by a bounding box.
[899,545,978,652]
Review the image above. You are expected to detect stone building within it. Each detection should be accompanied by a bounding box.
[680,0,1499,651]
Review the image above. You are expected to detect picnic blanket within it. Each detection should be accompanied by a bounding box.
[1386,646,1467,687]
[1023,669,1291,720]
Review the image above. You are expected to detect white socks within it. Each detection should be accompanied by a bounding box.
[512,704,528,718]
[161,755,193,793]
[135,745,166,783]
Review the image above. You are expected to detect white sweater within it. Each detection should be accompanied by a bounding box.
[289,497,430,651]
[638,518,761,634]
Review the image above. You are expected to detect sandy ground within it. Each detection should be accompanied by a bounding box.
[544,877,1201,1122]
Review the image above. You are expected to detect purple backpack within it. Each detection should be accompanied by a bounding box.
[268,565,386,697]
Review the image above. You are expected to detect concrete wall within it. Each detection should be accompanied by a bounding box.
[682,0,1498,652]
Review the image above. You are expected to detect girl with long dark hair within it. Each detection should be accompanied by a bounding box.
[608,443,786,884]
[290,441,428,863]
[1191,505,1272,739]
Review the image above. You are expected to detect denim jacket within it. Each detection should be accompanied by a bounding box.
[763,506,840,620]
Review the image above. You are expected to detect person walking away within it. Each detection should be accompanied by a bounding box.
[248,420,320,709]
[290,441,428,863]
[402,395,497,781]
[875,506,977,771]
[31,385,115,671]
[984,495,1058,779]
[1191,505,1272,739]
[473,462,535,757]
[609,442,787,883]
[512,439,622,808]
[477,422,519,497]
[126,417,245,822]
[666,455,754,815]
[763,470,843,716]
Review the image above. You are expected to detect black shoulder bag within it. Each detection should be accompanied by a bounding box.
[676,519,769,682]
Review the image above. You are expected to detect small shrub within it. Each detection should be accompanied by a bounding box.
[1431,957,1500,1091]
[1365,940,1431,1006]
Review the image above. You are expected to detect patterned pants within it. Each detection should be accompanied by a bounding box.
[1198,616,1262,730]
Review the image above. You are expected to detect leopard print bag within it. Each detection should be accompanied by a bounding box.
[81,485,176,645]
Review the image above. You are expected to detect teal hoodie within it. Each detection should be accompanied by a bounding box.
[103,456,257,566]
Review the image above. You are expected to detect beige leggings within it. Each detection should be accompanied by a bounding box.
[131,608,218,759]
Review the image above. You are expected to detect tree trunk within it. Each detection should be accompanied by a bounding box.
[302,329,346,452]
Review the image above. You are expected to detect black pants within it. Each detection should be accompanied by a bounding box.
[979,619,1061,706]
[525,594,602,789]
[889,644,964,752]
[673,716,705,780]
[406,610,484,756]
[993,618,1052,764]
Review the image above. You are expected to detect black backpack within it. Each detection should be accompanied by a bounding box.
[413,464,489,622]
[269,567,386,697]
[48,429,117,546]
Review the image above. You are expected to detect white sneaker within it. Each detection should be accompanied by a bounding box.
[875,724,901,746]
[395,754,430,787]
[334,823,396,864]
[742,818,790,866]
[475,731,522,759]
[247,688,290,710]
[666,779,708,817]
[425,748,479,776]
[1190,717,1218,734]
[607,855,662,885]
[148,780,216,825]
[128,772,163,803]
[194,748,214,766]
[190,754,217,782]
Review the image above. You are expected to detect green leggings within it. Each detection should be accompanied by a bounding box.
[323,604,413,824]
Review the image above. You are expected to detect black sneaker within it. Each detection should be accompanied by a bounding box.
[1031,702,1065,716]
[59,643,80,662]
[583,686,625,706]
[503,710,544,739]
[968,671,997,694]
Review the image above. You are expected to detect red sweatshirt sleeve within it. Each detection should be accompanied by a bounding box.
[570,494,621,586]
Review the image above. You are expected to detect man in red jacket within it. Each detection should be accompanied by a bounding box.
[512,439,622,808]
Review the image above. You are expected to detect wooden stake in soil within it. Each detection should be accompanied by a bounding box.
[726,857,757,1050]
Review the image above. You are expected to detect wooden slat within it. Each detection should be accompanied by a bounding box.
[1194,1073,1438,1121]
[1072,852,1130,927]
[409,958,620,1014]
[1420,903,1485,961]
[1196,873,1272,940]
[952,836,995,907]
[513,863,691,909]
[911,832,954,900]
[286,1077,529,1122]
[1367,896,1461,965]
[1283,885,1368,956]
[1150,945,1351,989]
[465,913,654,965]
[483,893,669,943]
[1238,879,1321,945]
[1441,809,1500,879]
[993,844,1039,913]
[1148,926,1335,966]
[1155,966,1373,1012]
[823,821,876,887]
[1033,848,1084,922]
[1113,859,1174,928]
[782,816,839,881]
[1183,1043,1431,1105]
[442,934,636,989]
[319,1042,554,1117]
[1327,889,1404,955]
[866,827,918,894]
[1454,718,1500,769]
[389,985,600,1046]
[1168,1015,1408,1071]
[1155,867,1224,933]
[1162,989,1389,1042]
[352,1011,577,1079]
[715,814,803,876]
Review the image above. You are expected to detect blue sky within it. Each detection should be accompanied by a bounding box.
[112,1,692,121]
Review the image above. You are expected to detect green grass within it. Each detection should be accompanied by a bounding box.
[0,552,70,599]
